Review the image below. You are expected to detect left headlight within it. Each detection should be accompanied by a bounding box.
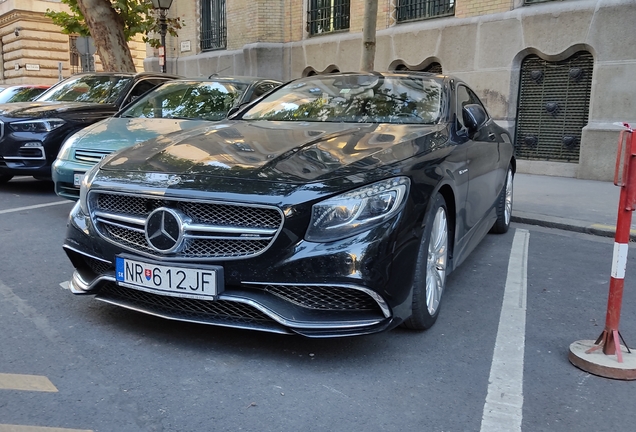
[10,118,65,133]
[78,162,101,215]
[305,177,410,243]
[57,131,83,160]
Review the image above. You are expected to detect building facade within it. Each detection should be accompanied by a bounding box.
[154,1,636,181]
[0,0,146,85]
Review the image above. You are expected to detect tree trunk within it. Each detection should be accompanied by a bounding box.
[360,0,378,72]
[75,0,137,72]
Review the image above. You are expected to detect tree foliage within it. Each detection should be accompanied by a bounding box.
[46,0,181,48]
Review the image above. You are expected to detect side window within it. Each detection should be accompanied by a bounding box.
[456,85,487,130]
[126,80,161,104]
[249,83,278,102]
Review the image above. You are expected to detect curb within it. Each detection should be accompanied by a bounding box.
[511,211,636,241]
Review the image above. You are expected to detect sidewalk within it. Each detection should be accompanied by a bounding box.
[513,173,636,238]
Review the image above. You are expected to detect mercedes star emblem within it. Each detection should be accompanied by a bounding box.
[145,208,185,253]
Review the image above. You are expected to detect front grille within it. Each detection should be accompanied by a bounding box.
[90,192,284,261]
[103,224,271,258]
[262,284,381,312]
[98,282,274,324]
[75,149,112,164]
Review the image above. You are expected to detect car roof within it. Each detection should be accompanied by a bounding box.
[68,71,182,79]
[3,84,50,89]
[165,76,281,85]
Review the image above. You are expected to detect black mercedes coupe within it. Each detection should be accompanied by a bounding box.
[63,72,515,337]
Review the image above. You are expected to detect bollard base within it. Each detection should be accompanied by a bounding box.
[569,340,636,380]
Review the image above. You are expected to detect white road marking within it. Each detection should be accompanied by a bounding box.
[0,278,61,344]
[0,201,72,215]
[480,229,529,432]
[0,373,57,392]
[0,425,92,432]
[59,281,69,290]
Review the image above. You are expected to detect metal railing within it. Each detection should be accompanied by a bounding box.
[396,0,455,22]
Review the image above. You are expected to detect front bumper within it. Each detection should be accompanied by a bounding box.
[52,158,91,200]
[0,129,65,178]
[63,200,419,338]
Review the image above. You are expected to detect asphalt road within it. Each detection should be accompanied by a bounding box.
[1,177,635,432]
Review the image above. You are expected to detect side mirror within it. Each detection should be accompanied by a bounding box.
[462,104,488,133]
[227,106,240,117]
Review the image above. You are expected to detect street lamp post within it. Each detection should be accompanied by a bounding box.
[151,0,173,73]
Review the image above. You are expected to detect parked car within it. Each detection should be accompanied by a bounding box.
[52,77,281,200]
[0,85,50,103]
[0,72,180,183]
[63,72,514,338]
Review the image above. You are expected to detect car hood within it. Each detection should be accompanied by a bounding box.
[0,101,115,119]
[100,120,447,183]
[72,117,211,153]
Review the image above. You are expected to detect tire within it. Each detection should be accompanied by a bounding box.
[403,193,449,330]
[0,175,13,184]
[490,166,513,234]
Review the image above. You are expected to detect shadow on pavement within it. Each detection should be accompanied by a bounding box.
[0,176,55,195]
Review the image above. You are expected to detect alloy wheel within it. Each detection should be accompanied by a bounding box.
[426,207,448,315]
[504,169,513,226]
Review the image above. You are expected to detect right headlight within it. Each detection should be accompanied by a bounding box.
[305,177,410,242]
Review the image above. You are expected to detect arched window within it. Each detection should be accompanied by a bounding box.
[392,62,442,74]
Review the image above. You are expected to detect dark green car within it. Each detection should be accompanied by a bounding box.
[52,77,281,200]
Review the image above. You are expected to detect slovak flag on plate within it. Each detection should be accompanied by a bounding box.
[145,268,152,280]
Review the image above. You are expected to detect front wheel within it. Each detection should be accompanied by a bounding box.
[403,193,449,330]
[490,166,513,234]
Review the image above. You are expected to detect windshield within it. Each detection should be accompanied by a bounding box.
[120,81,249,121]
[0,87,48,103]
[242,75,444,124]
[36,75,133,104]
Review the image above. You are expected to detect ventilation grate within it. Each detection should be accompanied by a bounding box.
[514,51,593,163]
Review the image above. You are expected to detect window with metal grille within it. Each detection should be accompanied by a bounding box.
[69,36,81,74]
[201,0,226,51]
[524,0,558,4]
[396,0,455,22]
[514,51,593,163]
[308,0,350,36]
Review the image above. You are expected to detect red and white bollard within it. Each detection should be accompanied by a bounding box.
[569,123,636,380]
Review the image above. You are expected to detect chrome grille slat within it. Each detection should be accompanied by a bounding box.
[75,149,112,164]
[90,192,284,260]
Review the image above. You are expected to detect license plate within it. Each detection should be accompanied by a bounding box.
[115,257,222,300]
[73,172,84,188]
